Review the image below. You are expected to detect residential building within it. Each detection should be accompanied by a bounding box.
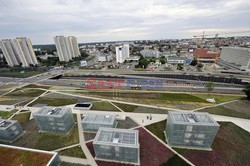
[98,53,113,62]
[194,48,220,63]
[140,49,159,58]
[33,107,75,133]
[220,47,250,71]
[166,111,219,149]
[82,114,117,132]
[167,56,187,64]
[54,36,80,62]
[0,117,23,142]
[116,44,129,63]
[93,128,139,164]
[0,37,38,67]
[0,144,60,166]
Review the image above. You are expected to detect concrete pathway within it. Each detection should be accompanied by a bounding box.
[60,156,90,165]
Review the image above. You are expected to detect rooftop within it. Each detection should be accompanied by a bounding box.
[33,107,70,117]
[169,111,219,126]
[0,118,15,130]
[167,56,187,60]
[82,114,115,125]
[94,128,139,147]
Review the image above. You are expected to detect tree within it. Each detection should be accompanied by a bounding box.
[243,84,250,99]
[206,81,214,93]
[177,64,183,70]
[197,63,203,71]
[190,58,198,66]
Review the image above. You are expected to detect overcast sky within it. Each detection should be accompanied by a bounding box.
[0,0,250,44]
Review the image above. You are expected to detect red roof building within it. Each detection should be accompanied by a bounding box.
[194,48,220,63]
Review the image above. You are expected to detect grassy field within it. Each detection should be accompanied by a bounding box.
[22,84,51,90]
[197,105,250,119]
[145,120,167,142]
[112,102,138,112]
[0,71,44,78]
[0,109,18,119]
[29,97,77,107]
[34,124,79,151]
[160,154,191,166]
[59,146,86,158]
[6,89,45,97]
[12,112,31,124]
[90,101,120,112]
[193,94,241,104]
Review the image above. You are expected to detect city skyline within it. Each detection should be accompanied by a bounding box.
[0,0,250,44]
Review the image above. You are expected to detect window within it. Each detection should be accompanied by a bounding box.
[184,133,192,138]
[197,134,205,139]
[186,125,193,132]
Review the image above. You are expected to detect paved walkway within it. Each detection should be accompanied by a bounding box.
[60,156,90,165]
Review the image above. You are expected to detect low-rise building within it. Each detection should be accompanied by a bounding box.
[194,48,220,63]
[167,56,187,64]
[140,49,159,58]
[166,111,219,149]
[33,107,75,133]
[82,114,117,132]
[98,53,113,62]
[93,128,139,164]
[0,117,23,142]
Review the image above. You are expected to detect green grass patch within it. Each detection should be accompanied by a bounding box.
[29,97,77,107]
[157,93,207,103]
[112,102,138,112]
[160,154,191,166]
[22,84,51,90]
[91,101,120,112]
[0,71,44,78]
[12,112,31,124]
[59,146,86,158]
[145,120,166,142]
[34,124,79,151]
[193,94,241,104]
[0,109,18,119]
[6,89,45,97]
[197,105,250,119]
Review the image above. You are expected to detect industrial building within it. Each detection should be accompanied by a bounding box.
[0,117,23,142]
[93,128,139,164]
[0,37,38,67]
[220,47,250,71]
[166,111,220,149]
[82,114,117,132]
[33,107,75,133]
[54,36,80,62]
[115,44,129,63]
[194,48,220,63]
[140,49,159,58]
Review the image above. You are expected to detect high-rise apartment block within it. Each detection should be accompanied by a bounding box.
[54,36,80,62]
[0,37,38,67]
[115,44,129,63]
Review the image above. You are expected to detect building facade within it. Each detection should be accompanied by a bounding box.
[0,37,38,67]
[140,49,159,58]
[167,56,187,64]
[82,114,117,132]
[116,44,129,63]
[220,47,250,71]
[194,48,220,63]
[33,107,75,133]
[93,128,139,164]
[0,117,23,142]
[166,111,219,149]
[54,36,80,62]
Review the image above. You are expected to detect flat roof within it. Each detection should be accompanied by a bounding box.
[0,144,57,166]
[0,118,16,130]
[94,128,139,147]
[82,114,115,125]
[169,111,219,126]
[33,107,70,117]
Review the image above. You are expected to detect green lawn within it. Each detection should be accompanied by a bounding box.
[59,146,86,158]
[34,124,79,151]
[12,112,31,124]
[6,89,45,98]
[29,97,77,107]
[197,105,250,119]
[193,94,241,104]
[90,101,120,112]
[145,120,167,142]
[112,102,138,112]
[0,109,18,119]
[0,71,44,78]
[22,84,51,90]
[157,93,207,103]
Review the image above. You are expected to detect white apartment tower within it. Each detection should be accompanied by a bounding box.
[115,44,129,63]
[54,36,80,62]
[0,37,38,67]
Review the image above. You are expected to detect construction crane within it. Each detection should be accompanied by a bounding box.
[193,30,250,48]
